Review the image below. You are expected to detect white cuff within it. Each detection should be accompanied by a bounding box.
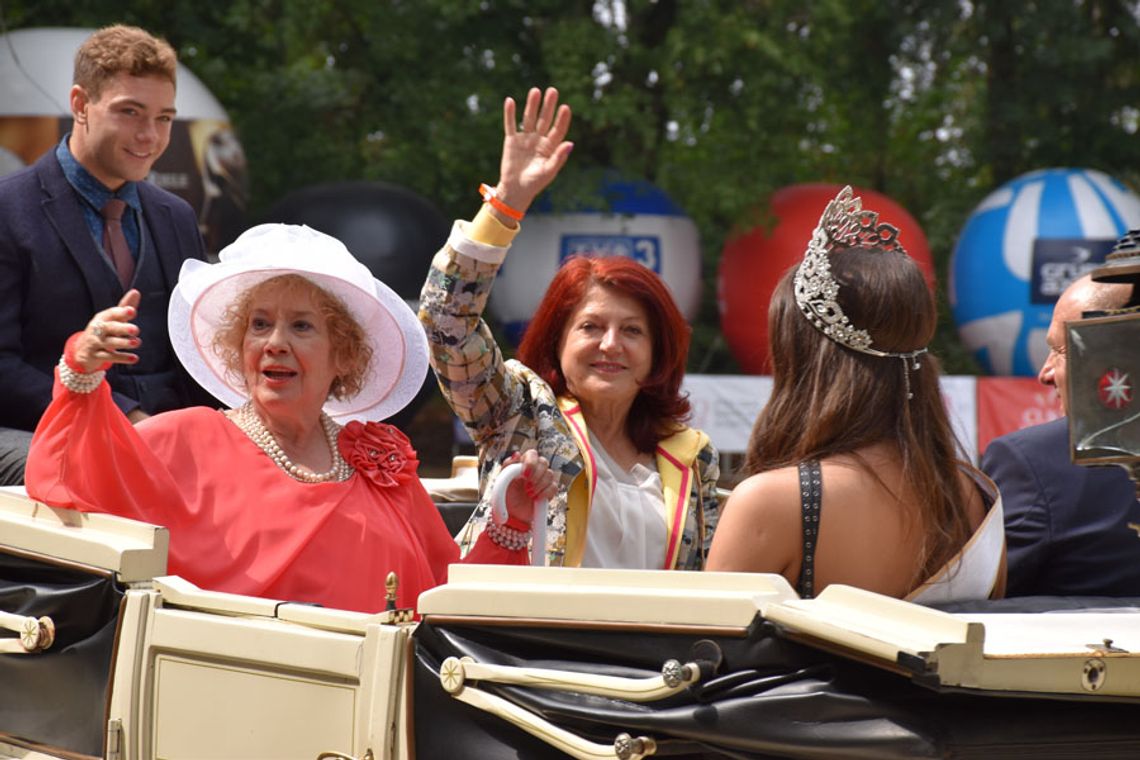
[448,221,509,265]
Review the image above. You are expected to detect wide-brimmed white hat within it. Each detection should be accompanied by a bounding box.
[168,223,429,423]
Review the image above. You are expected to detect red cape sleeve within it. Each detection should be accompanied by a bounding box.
[460,528,530,570]
[25,370,186,525]
[401,478,526,584]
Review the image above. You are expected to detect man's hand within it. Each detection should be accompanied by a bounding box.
[126,409,151,424]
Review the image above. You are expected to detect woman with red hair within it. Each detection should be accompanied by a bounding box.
[420,87,719,569]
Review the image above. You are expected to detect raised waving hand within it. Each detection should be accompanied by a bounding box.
[488,87,573,224]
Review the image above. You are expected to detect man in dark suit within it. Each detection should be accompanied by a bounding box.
[0,25,212,485]
[982,273,1140,596]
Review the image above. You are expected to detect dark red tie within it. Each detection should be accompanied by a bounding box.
[101,199,135,289]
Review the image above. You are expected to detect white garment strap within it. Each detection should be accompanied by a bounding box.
[908,494,1005,605]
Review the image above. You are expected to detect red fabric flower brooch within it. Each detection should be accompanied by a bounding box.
[338,421,419,487]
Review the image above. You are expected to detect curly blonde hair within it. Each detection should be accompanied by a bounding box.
[211,275,372,401]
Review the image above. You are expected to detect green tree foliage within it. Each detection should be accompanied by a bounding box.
[5,0,1139,374]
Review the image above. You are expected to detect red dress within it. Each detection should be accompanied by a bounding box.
[26,376,522,613]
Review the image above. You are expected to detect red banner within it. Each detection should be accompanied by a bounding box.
[976,377,1064,455]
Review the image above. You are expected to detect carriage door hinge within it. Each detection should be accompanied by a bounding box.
[106,718,123,760]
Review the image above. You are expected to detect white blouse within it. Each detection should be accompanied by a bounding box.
[580,439,669,570]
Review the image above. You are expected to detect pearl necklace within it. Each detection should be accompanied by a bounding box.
[232,403,353,483]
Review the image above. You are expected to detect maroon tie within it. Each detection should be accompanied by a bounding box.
[101,199,135,289]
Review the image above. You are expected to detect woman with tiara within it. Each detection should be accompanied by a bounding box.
[707,187,1006,603]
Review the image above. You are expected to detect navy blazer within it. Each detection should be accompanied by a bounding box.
[982,417,1140,597]
[0,150,213,431]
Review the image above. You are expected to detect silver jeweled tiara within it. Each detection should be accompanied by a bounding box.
[793,185,927,363]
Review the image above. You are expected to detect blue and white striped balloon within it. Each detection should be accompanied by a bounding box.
[950,168,1140,376]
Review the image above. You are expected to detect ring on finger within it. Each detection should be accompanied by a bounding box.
[91,320,107,340]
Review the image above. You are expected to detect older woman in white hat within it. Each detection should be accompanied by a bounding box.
[25,224,554,613]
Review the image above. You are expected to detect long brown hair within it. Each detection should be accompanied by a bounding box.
[746,247,973,584]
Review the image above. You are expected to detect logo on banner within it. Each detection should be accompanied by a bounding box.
[560,234,662,273]
[1097,368,1132,410]
[1029,238,1114,304]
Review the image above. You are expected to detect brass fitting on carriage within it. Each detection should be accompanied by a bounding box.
[0,610,55,654]
[377,571,415,626]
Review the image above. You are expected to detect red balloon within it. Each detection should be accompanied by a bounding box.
[717,183,936,374]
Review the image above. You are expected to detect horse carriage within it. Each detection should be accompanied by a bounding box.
[4,480,1140,760]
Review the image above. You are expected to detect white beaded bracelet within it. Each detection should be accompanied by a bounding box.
[57,355,106,394]
[485,521,531,552]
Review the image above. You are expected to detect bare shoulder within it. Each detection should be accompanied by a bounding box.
[706,467,801,573]
[724,468,803,517]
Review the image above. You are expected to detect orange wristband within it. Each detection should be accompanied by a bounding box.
[479,183,525,221]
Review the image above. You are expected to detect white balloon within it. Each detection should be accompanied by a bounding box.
[488,211,703,334]
[0,27,227,119]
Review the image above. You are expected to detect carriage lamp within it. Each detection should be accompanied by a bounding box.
[1067,231,1140,496]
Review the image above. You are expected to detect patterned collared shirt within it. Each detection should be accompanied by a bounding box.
[56,135,142,262]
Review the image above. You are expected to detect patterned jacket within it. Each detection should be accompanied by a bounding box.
[419,219,720,569]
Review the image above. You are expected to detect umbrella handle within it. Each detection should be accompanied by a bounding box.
[489,462,548,567]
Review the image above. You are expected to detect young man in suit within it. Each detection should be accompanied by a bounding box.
[981,272,1140,596]
[0,25,212,485]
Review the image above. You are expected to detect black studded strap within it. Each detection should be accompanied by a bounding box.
[796,460,822,599]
